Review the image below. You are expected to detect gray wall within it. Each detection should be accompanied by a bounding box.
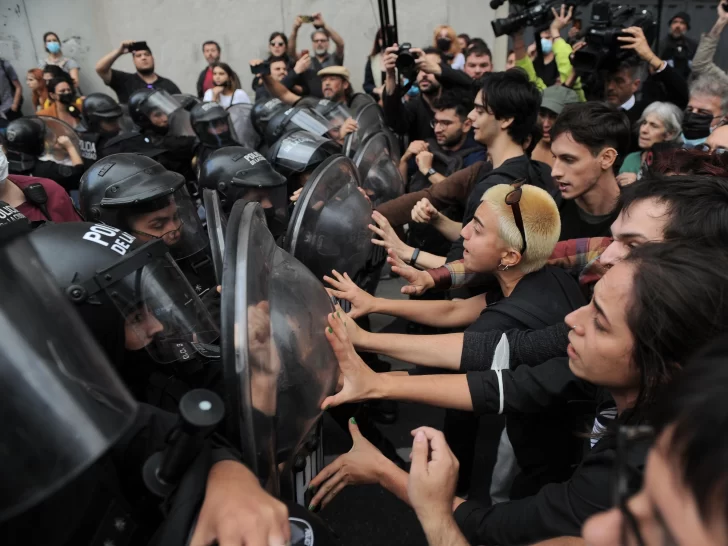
[1,0,508,113]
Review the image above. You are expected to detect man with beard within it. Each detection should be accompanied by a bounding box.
[95,40,181,104]
[260,64,356,109]
[659,11,698,80]
[462,44,493,85]
[288,12,345,72]
[382,45,473,142]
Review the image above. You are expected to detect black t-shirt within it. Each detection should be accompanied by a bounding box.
[108,69,182,104]
[558,199,620,241]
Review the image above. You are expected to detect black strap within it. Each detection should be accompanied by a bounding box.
[21,183,52,221]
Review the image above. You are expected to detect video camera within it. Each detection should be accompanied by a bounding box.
[490,0,591,38]
[572,1,657,73]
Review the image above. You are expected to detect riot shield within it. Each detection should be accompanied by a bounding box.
[284,155,373,282]
[227,103,261,150]
[348,93,376,114]
[202,189,227,285]
[353,131,406,208]
[36,116,82,166]
[167,108,197,137]
[221,200,338,499]
[174,93,202,111]
[342,102,386,158]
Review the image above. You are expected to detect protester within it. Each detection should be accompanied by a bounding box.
[692,1,728,79]
[203,62,251,107]
[25,68,48,112]
[196,40,221,98]
[701,122,728,153]
[659,11,697,80]
[261,64,354,108]
[0,148,80,222]
[618,102,683,185]
[506,50,516,70]
[462,44,493,83]
[363,28,385,97]
[682,72,728,147]
[382,45,473,142]
[531,85,580,167]
[251,56,302,103]
[95,40,181,104]
[433,25,465,70]
[39,31,81,89]
[42,63,65,87]
[0,57,22,121]
[267,31,290,63]
[37,74,83,128]
[583,338,728,546]
[288,13,345,72]
[311,242,728,545]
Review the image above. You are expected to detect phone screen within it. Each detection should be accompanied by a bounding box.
[300,15,313,23]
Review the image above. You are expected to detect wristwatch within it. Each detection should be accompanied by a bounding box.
[426,168,437,177]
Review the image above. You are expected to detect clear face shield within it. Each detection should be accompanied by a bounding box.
[102,240,219,364]
[37,116,83,166]
[118,185,208,261]
[139,89,183,129]
[194,115,238,148]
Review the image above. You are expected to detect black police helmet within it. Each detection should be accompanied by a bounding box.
[251,98,288,136]
[5,118,45,157]
[79,153,185,229]
[127,88,156,128]
[82,93,123,131]
[266,129,340,179]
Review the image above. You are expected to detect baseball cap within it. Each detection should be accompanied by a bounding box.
[540,86,580,116]
[317,66,351,82]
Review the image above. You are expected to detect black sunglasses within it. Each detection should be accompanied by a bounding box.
[270,41,285,46]
[614,425,655,546]
[505,181,527,255]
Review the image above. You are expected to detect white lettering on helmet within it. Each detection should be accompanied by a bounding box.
[82,224,136,256]
[244,152,265,166]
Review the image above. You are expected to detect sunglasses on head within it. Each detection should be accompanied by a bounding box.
[505,181,527,255]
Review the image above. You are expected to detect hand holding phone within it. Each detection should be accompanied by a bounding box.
[300,15,314,23]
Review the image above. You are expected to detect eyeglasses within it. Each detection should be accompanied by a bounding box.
[130,218,184,243]
[270,41,285,47]
[695,143,727,155]
[614,425,655,546]
[430,119,455,129]
[505,181,527,255]
[313,38,329,43]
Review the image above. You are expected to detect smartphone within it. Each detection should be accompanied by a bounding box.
[128,41,149,53]
[301,49,309,56]
[250,61,270,76]
[300,15,314,23]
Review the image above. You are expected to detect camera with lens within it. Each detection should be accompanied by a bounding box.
[490,0,591,38]
[572,1,657,73]
[395,42,419,80]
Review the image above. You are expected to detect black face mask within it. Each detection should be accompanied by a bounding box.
[682,112,714,140]
[437,37,452,52]
[58,93,76,106]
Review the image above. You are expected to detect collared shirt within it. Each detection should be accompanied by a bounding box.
[620,95,636,111]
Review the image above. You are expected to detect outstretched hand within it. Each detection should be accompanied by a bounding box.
[386,249,435,296]
[369,211,413,263]
[321,309,380,409]
[323,269,376,319]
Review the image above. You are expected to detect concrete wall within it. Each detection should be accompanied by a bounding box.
[1,0,507,113]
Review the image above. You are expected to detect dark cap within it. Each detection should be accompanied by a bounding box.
[669,11,690,29]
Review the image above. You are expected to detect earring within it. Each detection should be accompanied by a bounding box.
[497,262,509,271]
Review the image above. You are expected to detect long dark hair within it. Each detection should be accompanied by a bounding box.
[211,62,241,92]
[43,31,61,54]
[622,242,728,424]
[369,28,384,57]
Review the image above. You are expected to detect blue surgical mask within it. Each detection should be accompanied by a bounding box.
[540,38,553,55]
[681,134,709,148]
[47,41,61,54]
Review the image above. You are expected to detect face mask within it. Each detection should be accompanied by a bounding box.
[47,41,61,54]
[58,93,76,106]
[437,37,452,52]
[540,38,553,55]
[682,111,714,140]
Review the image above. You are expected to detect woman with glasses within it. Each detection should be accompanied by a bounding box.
[617,102,684,186]
[324,183,585,496]
[584,337,728,546]
[309,241,728,545]
[267,32,291,64]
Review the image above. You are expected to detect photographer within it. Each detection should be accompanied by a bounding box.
[603,27,689,125]
[288,13,345,72]
[382,44,474,142]
[512,5,586,101]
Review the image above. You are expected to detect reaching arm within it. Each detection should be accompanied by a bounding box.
[430,214,462,242]
[692,4,728,78]
[364,332,464,370]
[261,74,301,105]
[69,67,80,89]
[96,41,132,84]
[288,17,302,58]
[322,21,345,60]
[368,293,486,328]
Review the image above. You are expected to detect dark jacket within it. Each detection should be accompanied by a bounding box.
[457,358,650,545]
[625,64,690,127]
[660,34,698,80]
[382,62,474,142]
[447,155,554,261]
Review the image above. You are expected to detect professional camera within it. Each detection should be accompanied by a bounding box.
[396,42,418,79]
[490,0,591,38]
[572,1,657,73]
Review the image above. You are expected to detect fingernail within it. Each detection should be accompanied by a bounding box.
[415,430,425,442]
[350,417,357,425]
[308,503,316,511]
[327,327,333,334]
[324,405,330,410]
[337,311,341,318]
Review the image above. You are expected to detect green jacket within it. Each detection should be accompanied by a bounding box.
[516,39,586,102]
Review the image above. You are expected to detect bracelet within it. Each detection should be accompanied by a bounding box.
[410,248,421,267]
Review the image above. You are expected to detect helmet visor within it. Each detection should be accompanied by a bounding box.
[105,250,219,364]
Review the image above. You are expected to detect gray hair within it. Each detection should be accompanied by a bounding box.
[637,101,684,141]
[689,73,728,115]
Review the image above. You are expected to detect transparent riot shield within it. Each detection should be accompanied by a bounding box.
[352,131,406,208]
[167,108,197,137]
[36,116,82,166]
[220,200,338,500]
[227,103,261,150]
[342,102,386,158]
[202,189,227,285]
[284,155,373,282]
[348,93,376,114]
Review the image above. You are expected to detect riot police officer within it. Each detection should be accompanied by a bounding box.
[5,117,85,193]
[198,146,288,237]
[78,92,166,167]
[190,102,239,167]
[128,88,199,180]
[79,154,218,304]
